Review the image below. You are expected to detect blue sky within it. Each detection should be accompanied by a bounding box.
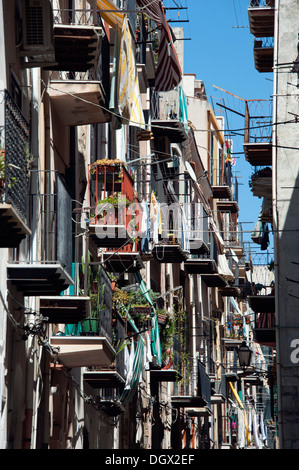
[165,0,274,259]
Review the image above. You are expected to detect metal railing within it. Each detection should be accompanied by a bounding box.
[151,90,181,122]
[0,90,30,222]
[249,0,275,7]
[52,1,100,26]
[244,99,273,145]
[29,170,72,274]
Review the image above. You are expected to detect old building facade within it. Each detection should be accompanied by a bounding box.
[0,0,275,450]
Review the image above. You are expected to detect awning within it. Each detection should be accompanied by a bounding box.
[92,0,124,30]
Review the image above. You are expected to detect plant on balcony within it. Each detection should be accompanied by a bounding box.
[89,158,134,181]
[79,257,107,335]
[91,192,131,223]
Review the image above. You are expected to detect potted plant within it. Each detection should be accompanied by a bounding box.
[91,192,131,224]
[129,289,160,317]
[79,257,106,336]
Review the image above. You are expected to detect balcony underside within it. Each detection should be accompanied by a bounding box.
[201,274,228,287]
[229,245,244,259]
[39,296,89,324]
[152,244,188,263]
[219,286,241,297]
[102,251,144,273]
[84,370,125,389]
[171,395,208,408]
[49,80,110,126]
[254,47,274,73]
[151,120,188,143]
[212,186,232,199]
[50,336,115,368]
[88,223,132,248]
[248,295,275,312]
[7,263,73,296]
[211,393,226,405]
[248,7,275,38]
[189,239,209,255]
[0,203,31,247]
[253,327,276,345]
[150,369,180,382]
[185,406,212,417]
[47,25,102,72]
[243,142,272,166]
[250,176,272,198]
[184,258,217,274]
[216,200,239,213]
[96,398,126,416]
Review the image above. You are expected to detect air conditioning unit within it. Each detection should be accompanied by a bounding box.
[19,0,55,65]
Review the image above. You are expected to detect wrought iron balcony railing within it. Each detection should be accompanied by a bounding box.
[249,0,275,7]
[0,90,30,223]
[244,99,273,145]
[29,170,72,274]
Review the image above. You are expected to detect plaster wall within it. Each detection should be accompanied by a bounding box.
[275,0,299,449]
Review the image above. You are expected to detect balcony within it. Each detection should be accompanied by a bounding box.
[151,202,191,263]
[48,6,110,126]
[248,1,275,38]
[87,160,135,249]
[216,200,239,214]
[49,76,109,126]
[253,37,274,73]
[50,263,116,369]
[212,185,233,199]
[248,294,275,313]
[40,295,89,324]
[249,167,272,198]
[184,256,218,275]
[49,5,103,72]
[7,170,73,295]
[151,90,188,143]
[0,90,31,247]
[50,336,115,369]
[211,365,227,405]
[243,100,272,166]
[83,314,126,416]
[152,241,188,263]
[171,361,211,411]
[253,312,276,346]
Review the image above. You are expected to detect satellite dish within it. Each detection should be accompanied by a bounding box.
[185,161,197,183]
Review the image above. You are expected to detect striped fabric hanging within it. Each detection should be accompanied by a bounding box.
[118,15,145,128]
[136,0,163,23]
[154,2,182,92]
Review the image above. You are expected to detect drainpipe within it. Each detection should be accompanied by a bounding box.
[272,0,282,448]
[190,274,197,396]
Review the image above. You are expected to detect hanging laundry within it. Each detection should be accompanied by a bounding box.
[144,331,153,370]
[261,223,270,251]
[140,199,150,253]
[150,191,159,244]
[252,410,262,449]
[225,140,232,163]
[260,412,267,443]
[251,211,263,245]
